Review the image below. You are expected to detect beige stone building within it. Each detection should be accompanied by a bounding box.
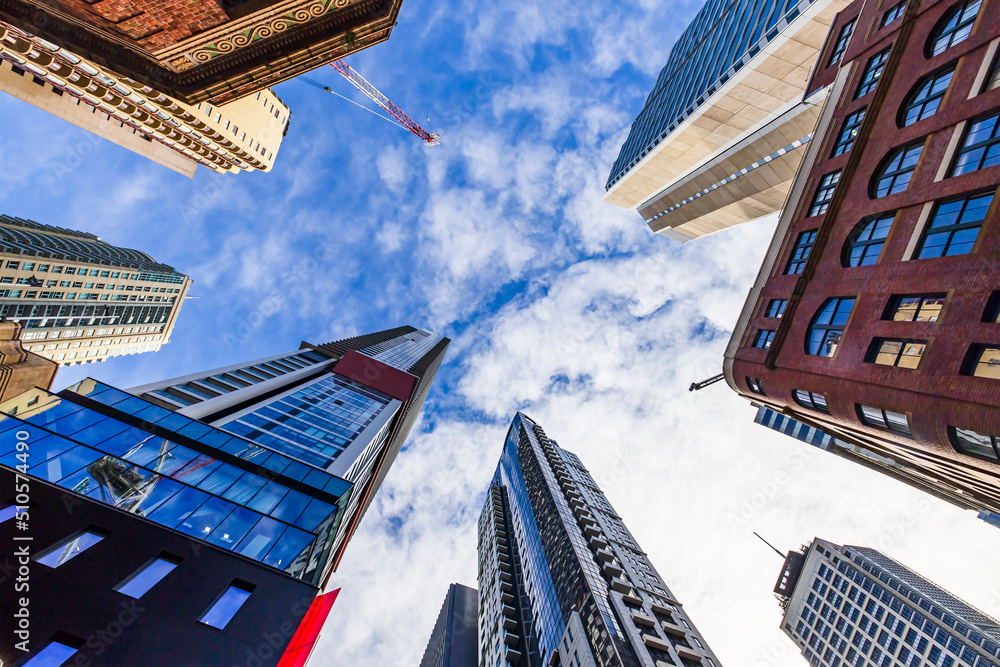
[0,215,192,367]
[604,0,851,242]
[0,20,289,178]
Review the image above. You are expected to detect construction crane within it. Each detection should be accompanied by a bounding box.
[325,59,440,146]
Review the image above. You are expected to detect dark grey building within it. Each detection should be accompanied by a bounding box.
[0,326,448,666]
[478,413,722,667]
[420,583,478,667]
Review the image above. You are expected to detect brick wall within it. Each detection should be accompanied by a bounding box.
[47,0,229,50]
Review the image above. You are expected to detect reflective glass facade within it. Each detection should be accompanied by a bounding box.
[607,0,811,188]
[362,329,444,371]
[780,539,1000,667]
[220,374,395,469]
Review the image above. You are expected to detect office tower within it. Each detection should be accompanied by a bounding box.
[604,0,851,243]
[0,214,192,367]
[725,0,1000,514]
[0,0,405,105]
[773,537,1000,666]
[420,584,479,667]
[0,326,448,666]
[478,413,721,667]
[0,22,288,178]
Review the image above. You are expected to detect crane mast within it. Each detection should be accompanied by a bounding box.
[329,59,440,146]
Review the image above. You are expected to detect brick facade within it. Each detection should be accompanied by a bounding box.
[51,0,229,50]
[725,0,1000,513]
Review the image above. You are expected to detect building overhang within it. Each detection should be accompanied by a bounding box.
[330,350,417,403]
[604,0,849,212]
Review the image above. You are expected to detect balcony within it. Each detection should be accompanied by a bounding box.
[631,611,656,628]
[609,578,633,594]
[503,630,520,646]
[501,591,515,605]
[595,548,614,563]
[675,645,702,662]
[603,562,624,579]
[661,620,686,637]
[589,535,609,550]
[505,645,522,662]
[583,525,601,538]
[503,615,517,630]
[642,634,672,653]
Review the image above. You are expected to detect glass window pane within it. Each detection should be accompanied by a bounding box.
[37,531,104,568]
[207,506,262,551]
[222,472,268,505]
[115,557,179,598]
[129,476,184,518]
[0,433,74,467]
[23,400,82,427]
[121,437,176,467]
[975,347,1000,379]
[197,464,244,495]
[29,445,102,483]
[68,417,131,447]
[235,515,286,560]
[263,526,315,569]
[147,485,210,528]
[46,409,108,437]
[177,496,236,538]
[94,428,154,457]
[246,481,289,515]
[952,428,998,460]
[200,585,252,629]
[21,641,79,667]
[270,489,312,523]
[293,497,337,532]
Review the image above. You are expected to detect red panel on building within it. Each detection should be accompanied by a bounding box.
[277,589,341,667]
[331,350,417,403]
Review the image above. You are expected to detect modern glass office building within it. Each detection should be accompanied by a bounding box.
[478,413,721,667]
[775,538,1000,666]
[0,325,448,666]
[604,0,850,242]
[420,583,479,667]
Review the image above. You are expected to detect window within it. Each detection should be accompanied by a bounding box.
[929,0,981,56]
[915,193,992,258]
[882,2,906,26]
[867,338,927,368]
[901,67,954,126]
[832,109,865,156]
[858,405,913,437]
[962,344,1000,378]
[21,641,80,666]
[793,390,830,414]
[807,298,855,357]
[983,291,1000,322]
[0,505,20,523]
[844,215,893,267]
[950,426,1000,461]
[984,52,1000,92]
[786,230,818,274]
[214,112,222,123]
[37,530,105,568]
[951,113,1000,176]
[200,582,254,629]
[873,143,923,197]
[810,172,840,216]
[766,299,788,318]
[857,48,890,98]
[115,556,180,598]
[885,294,946,321]
[753,330,775,349]
[747,377,766,395]
[205,104,212,117]
[829,18,857,66]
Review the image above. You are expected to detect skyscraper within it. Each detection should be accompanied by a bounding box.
[0,21,289,178]
[0,0,405,105]
[420,583,479,667]
[0,214,192,367]
[0,325,448,666]
[478,413,721,667]
[604,0,850,242]
[724,0,1000,514]
[774,537,1000,666]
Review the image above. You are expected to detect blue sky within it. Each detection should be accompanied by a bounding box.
[3,0,1000,664]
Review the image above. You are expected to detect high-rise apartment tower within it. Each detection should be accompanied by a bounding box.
[0,21,289,178]
[725,0,1000,514]
[0,326,448,666]
[478,413,722,667]
[604,0,851,242]
[420,583,479,667]
[774,537,1000,666]
[0,214,192,367]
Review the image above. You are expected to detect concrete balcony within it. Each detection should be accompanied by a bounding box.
[500,580,513,593]
[651,601,679,616]
[595,548,614,563]
[583,525,601,538]
[676,645,702,662]
[569,497,585,510]
[503,615,517,630]
[622,592,644,607]
[502,604,517,619]
[501,591,514,605]
[603,562,624,579]
[609,578,633,594]
[505,645,522,662]
[631,611,656,628]
[661,620,686,637]
[642,634,672,653]
[503,630,519,646]
[589,535,608,550]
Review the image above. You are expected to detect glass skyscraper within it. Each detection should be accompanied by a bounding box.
[0,325,448,666]
[478,413,721,667]
[775,538,1000,667]
[420,583,479,667]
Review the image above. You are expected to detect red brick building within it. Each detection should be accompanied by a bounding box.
[0,0,405,104]
[724,0,1000,514]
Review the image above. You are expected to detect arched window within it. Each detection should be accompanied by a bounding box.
[915,192,992,258]
[807,298,855,357]
[929,0,982,57]
[843,215,893,267]
[793,390,829,414]
[950,426,1000,460]
[858,404,913,437]
[872,143,923,198]
[901,67,955,127]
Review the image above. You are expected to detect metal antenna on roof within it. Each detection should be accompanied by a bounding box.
[754,532,786,559]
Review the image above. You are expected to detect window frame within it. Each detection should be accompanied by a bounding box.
[856,48,891,98]
[793,390,830,414]
[829,18,858,67]
[881,2,906,27]
[746,377,766,396]
[807,298,856,358]
[199,581,255,630]
[871,142,924,198]
[982,290,1000,323]
[766,299,788,319]
[866,338,929,369]
[786,230,819,274]
[914,192,993,259]
[928,0,982,57]
[899,65,955,127]
[883,293,947,322]
[950,113,1000,176]
[857,404,913,438]
[949,426,1000,461]
[809,172,841,217]
[962,344,1000,379]
[114,554,181,599]
[843,214,894,267]
[832,109,865,157]
[753,330,776,349]
[36,529,107,568]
